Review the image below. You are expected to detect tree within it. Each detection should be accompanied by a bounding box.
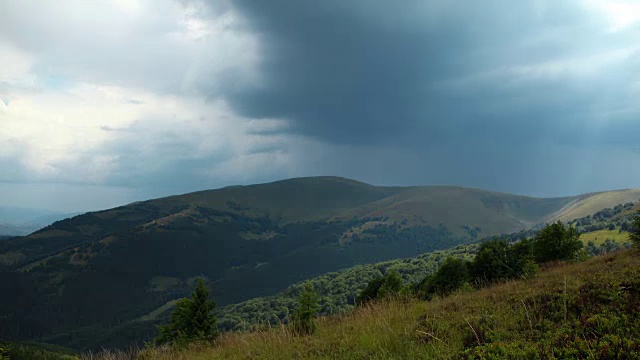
[421,257,470,298]
[470,239,537,284]
[601,239,622,254]
[470,239,516,283]
[356,270,404,305]
[621,221,632,232]
[377,270,403,299]
[291,283,320,335]
[532,221,583,263]
[356,276,385,305]
[155,278,218,346]
[630,211,640,247]
[586,241,599,256]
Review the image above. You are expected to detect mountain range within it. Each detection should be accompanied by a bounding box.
[1,176,639,350]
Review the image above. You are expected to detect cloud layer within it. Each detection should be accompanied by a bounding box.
[0,0,639,211]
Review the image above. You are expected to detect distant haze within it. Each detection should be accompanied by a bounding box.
[1,0,639,212]
[0,206,78,235]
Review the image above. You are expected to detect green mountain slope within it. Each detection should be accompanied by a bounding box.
[0,176,638,350]
[547,188,640,223]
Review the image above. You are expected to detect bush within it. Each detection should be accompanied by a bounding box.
[0,344,8,360]
[419,237,541,302]
[630,211,640,247]
[377,270,403,299]
[0,342,77,360]
[460,340,540,359]
[420,257,470,298]
[356,270,405,305]
[459,273,640,359]
[532,221,583,263]
[470,239,533,283]
[517,257,539,280]
[356,277,385,305]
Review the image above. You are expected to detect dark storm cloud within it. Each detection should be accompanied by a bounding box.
[2,0,640,212]
[225,0,483,144]
[211,0,638,151]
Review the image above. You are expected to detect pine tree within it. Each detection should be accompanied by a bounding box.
[155,278,217,346]
[291,283,320,335]
[630,211,640,247]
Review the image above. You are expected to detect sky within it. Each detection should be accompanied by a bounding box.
[0,0,639,212]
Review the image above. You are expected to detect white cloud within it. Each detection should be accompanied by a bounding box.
[586,0,640,32]
[0,0,260,94]
[0,79,299,187]
[0,41,34,81]
[0,0,278,193]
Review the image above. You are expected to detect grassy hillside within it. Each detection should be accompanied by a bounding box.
[581,229,630,245]
[1,176,638,351]
[154,177,401,223]
[134,248,640,359]
[548,189,640,223]
[341,186,575,234]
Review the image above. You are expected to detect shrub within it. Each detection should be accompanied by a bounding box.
[460,340,540,360]
[420,257,470,298]
[356,270,405,304]
[470,239,534,283]
[630,211,640,247]
[459,271,640,359]
[377,270,403,299]
[532,221,583,263]
[518,258,539,279]
[0,344,8,360]
[356,277,385,305]
[0,343,77,360]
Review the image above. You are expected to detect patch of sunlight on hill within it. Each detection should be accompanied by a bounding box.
[580,228,630,245]
[549,189,640,223]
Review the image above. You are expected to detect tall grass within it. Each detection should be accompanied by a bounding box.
[79,347,140,360]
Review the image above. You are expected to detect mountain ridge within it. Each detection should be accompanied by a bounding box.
[1,176,639,351]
